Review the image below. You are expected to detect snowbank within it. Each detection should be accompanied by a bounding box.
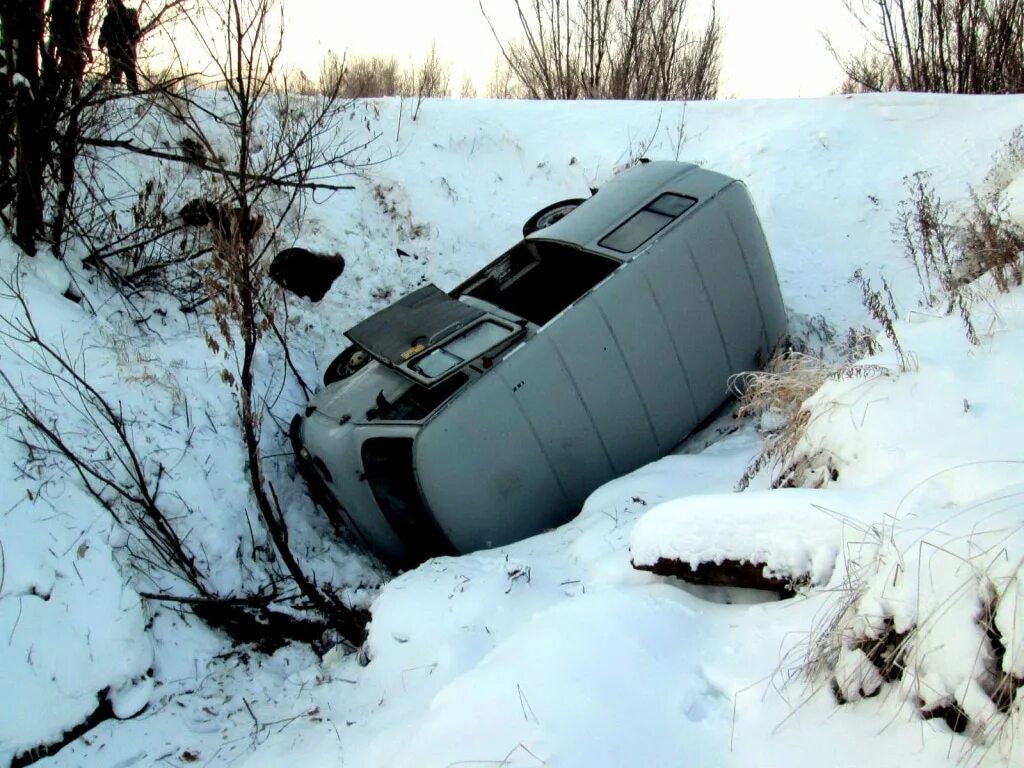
[0,468,153,765]
[776,278,1024,749]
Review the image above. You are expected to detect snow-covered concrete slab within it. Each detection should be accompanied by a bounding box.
[630,489,845,592]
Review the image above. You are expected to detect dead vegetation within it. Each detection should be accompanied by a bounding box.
[803,534,1024,750]
[829,0,1024,94]
[313,46,451,100]
[730,349,894,491]
[894,159,1023,344]
[0,0,385,656]
[480,0,722,100]
[735,128,1024,493]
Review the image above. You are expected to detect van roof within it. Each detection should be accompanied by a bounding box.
[528,161,735,252]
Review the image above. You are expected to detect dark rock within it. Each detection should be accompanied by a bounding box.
[921,701,970,733]
[268,247,345,302]
[179,137,206,164]
[179,197,220,226]
[178,198,264,243]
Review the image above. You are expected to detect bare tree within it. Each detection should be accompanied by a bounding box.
[0,0,48,251]
[140,0,374,637]
[0,266,370,649]
[1,0,382,648]
[486,56,528,98]
[480,0,722,100]
[828,0,1024,94]
[0,0,191,259]
[411,42,451,99]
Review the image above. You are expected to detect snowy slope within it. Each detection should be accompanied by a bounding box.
[2,93,1024,768]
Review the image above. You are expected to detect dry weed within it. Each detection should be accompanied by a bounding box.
[731,351,893,491]
[962,190,1024,294]
[894,132,1024,349]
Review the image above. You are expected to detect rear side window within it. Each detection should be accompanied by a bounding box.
[599,193,697,253]
[410,321,514,380]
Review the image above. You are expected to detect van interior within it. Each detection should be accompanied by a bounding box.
[453,241,620,326]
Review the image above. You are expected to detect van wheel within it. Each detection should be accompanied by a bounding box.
[324,344,370,386]
[523,198,585,237]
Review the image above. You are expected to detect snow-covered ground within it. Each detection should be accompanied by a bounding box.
[2,93,1024,767]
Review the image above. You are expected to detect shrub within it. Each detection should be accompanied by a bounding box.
[830,0,1024,94]
[481,0,722,100]
[963,128,1024,292]
[315,48,451,99]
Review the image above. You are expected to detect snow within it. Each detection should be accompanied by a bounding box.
[0,461,153,759]
[3,92,1024,767]
[1003,173,1024,224]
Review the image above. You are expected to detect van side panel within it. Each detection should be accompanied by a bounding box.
[720,183,789,349]
[416,333,618,553]
[683,200,765,373]
[497,334,617,505]
[414,363,569,553]
[636,231,733,419]
[592,264,699,451]
[545,300,661,475]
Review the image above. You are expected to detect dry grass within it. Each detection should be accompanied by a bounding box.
[961,127,1024,296]
[797,488,1024,761]
[731,352,834,422]
[894,129,1024,348]
[730,351,893,491]
[963,190,1024,294]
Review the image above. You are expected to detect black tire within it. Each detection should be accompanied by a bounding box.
[323,344,370,386]
[523,198,585,237]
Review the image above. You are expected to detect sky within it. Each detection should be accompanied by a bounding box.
[278,0,865,98]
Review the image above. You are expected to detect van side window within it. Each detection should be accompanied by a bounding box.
[599,193,697,253]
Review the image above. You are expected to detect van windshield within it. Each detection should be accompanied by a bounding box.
[454,241,620,326]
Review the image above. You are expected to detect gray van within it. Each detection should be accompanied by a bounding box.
[291,161,787,568]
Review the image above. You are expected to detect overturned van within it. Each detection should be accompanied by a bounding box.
[291,161,788,568]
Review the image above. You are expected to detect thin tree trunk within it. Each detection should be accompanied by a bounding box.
[10,0,46,253]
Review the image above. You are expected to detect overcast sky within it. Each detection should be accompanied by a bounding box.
[276,0,863,98]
